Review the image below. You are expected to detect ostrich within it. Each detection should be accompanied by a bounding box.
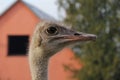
[28,21,96,80]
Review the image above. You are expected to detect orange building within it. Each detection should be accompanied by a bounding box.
[0,1,80,80]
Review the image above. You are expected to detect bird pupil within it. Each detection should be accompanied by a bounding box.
[47,27,57,34]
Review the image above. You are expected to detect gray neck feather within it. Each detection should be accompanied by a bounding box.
[29,26,52,80]
[29,46,49,80]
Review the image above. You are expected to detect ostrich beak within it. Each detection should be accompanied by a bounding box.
[49,29,97,43]
[62,32,97,42]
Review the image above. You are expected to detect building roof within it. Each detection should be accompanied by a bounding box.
[23,1,56,21]
[0,0,56,21]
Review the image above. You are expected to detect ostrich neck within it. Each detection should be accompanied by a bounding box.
[29,47,50,80]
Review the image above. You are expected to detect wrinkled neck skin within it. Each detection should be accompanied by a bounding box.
[28,30,61,80]
[28,29,50,80]
[29,46,50,80]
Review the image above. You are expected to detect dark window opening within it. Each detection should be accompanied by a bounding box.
[8,35,29,56]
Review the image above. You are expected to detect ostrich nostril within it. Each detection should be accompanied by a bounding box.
[74,33,81,36]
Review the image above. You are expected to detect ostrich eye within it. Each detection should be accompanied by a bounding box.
[46,26,58,35]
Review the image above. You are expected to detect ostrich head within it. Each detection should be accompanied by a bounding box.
[31,21,96,58]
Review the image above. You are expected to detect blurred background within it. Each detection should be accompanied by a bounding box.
[0,0,120,80]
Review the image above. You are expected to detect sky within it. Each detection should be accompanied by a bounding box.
[0,0,66,21]
[23,0,60,20]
